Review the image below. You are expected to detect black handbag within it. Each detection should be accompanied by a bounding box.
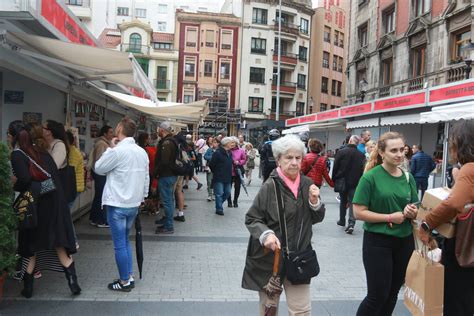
[272,179,320,284]
[59,164,77,203]
[334,178,346,193]
[13,189,38,230]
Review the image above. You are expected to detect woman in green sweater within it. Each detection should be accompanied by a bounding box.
[353,132,419,316]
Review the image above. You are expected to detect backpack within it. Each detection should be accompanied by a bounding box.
[172,141,194,176]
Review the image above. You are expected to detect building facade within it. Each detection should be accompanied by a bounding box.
[308,0,349,114]
[346,0,473,104]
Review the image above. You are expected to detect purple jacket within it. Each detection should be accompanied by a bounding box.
[230,147,247,176]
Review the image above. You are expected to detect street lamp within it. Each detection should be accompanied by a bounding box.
[461,39,474,79]
[359,78,368,102]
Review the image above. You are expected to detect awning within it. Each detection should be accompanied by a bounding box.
[346,117,379,129]
[380,113,421,126]
[282,124,310,135]
[420,101,474,123]
[0,30,156,101]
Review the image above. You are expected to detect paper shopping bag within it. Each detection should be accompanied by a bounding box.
[404,250,444,316]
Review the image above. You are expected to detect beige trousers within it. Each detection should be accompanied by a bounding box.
[259,279,311,316]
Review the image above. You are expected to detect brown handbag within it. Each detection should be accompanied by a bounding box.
[455,206,474,268]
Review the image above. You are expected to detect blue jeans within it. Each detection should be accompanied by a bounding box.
[158,176,178,230]
[107,206,138,281]
[214,182,231,212]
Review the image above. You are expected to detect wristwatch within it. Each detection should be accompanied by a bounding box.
[420,221,431,232]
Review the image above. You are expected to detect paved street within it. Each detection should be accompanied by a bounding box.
[1,172,410,315]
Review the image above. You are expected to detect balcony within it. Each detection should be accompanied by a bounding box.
[408,76,424,92]
[154,79,170,91]
[271,81,297,94]
[66,0,91,19]
[379,86,391,98]
[447,64,468,83]
[273,22,300,36]
[121,44,150,55]
[251,48,266,55]
[269,110,296,120]
[273,51,298,66]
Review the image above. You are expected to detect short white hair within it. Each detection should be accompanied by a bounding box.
[272,134,306,160]
[221,137,234,146]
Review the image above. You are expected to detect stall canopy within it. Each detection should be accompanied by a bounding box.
[99,88,208,123]
[282,124,310,135]
[380,113,421,126]
[420,101,474,124]
[346,117,379,129]
[0,30,156,101]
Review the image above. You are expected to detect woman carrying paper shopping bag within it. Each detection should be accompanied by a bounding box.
[418,120,474,316]
[353,132,419,316]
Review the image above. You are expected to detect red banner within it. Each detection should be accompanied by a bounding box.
[429,81,474,104]
[374,92,425,112]
[340,103,372,117]
[286,118,299,126]
[299,114,317,124]
[317,110,339,121]
[41,0,96,46]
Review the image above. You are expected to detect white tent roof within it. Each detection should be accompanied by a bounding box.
[420,101,474,123]
[282,124,310,135]
[380,113,421,126]
[346,117,379,129]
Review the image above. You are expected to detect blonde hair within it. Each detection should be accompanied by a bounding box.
[364,132,405,173]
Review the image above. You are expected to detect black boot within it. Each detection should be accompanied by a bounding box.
[64,261,81,295]
[21,272,34,298]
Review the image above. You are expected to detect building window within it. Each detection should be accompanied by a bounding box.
[339,32,344,48]
[331,80,337,96]
[324,26,331,43]
[356,69,367,91]
[309,105,313,113]
[300,18,309,35]
[252,8,268,25]
[220,62,231,80]
[249,67,265,84]
[414,0,430,17]
[331,105,338,109]
[157,22,166,32]
[296,102,305,116]
[67,0,83,5]
[333,56,338,71]
[297,74,306,89]
[129,33,142,53]
[334,31,339,46]
[452,28,471,62]
[206,30,215,47]
[338,57,343,72]
[251,38,266,54]
[411,45,425,77]
[358,23,368,47]
[321,77,329,94]
[337,81,342,97]
[153,42,172,50]
[185,60,195,77]
[204,60,213,77]
[184,94,194,104]
[158,4,167,14]
[221,31,232,50]
[249,97,264,112]
[322,52,330,68]
[135,8,146,18]
[383,7,395,34]
[186,28,197,47]
[156,66,167,89]
[299,46,308,61]
[381,58,393,86]
[320,103,327,111]
[117,7,129,16]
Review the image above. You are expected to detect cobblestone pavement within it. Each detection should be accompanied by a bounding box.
[1,171,410,315]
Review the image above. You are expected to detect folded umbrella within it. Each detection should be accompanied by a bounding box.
[263,248,282,316]
[135,215,144,279]
[236,166,249,196]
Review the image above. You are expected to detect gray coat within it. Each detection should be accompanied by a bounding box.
[242,170,326,291]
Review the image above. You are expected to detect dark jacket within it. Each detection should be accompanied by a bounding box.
[411,151,436,179]
[209,146,233,184]
[154,134,177,178]
[242,170,325,291]
[332,144,365,190]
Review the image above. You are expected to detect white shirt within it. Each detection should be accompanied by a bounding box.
[95,137,149,208]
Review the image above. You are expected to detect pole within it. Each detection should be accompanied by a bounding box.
[276,0,282,122]
[441,122,449,187]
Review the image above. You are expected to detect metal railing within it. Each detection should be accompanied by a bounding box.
[121,44,149,55]
[447,65,468,83]
[251,48,266,54]
[379,86,391,97]
[408,76,424,92]
[66,0,90,6]
[273,51,298,59]
[154,79,170,90]
[273,22,300,35]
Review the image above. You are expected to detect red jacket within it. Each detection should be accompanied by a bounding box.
[301,152,334,187]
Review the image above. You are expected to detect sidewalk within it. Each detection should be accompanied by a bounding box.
[1,171,410,315]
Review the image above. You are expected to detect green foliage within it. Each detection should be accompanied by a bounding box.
[0,142,17,274]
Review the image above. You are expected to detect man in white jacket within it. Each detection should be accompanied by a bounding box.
[95,117,149,292]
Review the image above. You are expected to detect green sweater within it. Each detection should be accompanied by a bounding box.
[353,165,419,238]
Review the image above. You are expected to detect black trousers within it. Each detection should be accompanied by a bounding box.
[357,231,414,316]
[227,175,241,204]
[442,237,474,316]
[339,187,356,226]
[89,171,107,225]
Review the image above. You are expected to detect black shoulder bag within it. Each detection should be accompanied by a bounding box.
[272,179,320,284]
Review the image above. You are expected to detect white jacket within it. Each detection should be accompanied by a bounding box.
[95,137,149,208]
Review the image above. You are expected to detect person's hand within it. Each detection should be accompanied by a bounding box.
[391,212,405,224]
[264,234,281,251]
[309,184,320,204]
[110,137,119,148]
[403,204,418,219]
[418,226,431,245]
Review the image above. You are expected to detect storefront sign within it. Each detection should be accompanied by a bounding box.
[41,0,96,46]
[299,114,317,124]
[317,109,339,121]
[340,103,372,117]
[429,81,474,105]
[374,92,425,112]
[286,118,299,126]
[199,121,226,129]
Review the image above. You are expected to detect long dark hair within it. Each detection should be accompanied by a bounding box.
[8,120,46,167]
[450,120,474,165]
[46,120,69,154]
[137,132,149,148]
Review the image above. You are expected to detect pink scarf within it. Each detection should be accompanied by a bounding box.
[276,167,300,198]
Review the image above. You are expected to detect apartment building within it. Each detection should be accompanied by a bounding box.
[308,0,350,113]
[346,0,473,104]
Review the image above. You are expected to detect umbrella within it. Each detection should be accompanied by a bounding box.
[236,166,249,196]
[263,248,282,316]
[135,215,144,279]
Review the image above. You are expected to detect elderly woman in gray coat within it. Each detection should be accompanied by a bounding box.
[242,134,325,316]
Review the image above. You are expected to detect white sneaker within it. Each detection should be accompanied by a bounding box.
[207,196,212,201]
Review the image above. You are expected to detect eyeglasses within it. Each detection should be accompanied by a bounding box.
[42,126,50,131]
